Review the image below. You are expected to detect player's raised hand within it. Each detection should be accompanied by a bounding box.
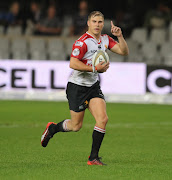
[111,21,122,37]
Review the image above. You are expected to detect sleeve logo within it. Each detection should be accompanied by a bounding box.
[75,41,83,47]
[72,48,80,56]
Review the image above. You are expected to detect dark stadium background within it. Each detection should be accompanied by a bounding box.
[1,0,172,26]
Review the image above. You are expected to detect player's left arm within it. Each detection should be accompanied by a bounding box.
[110,21,129,56]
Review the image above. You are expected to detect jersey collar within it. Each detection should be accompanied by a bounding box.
[86,32,101,44]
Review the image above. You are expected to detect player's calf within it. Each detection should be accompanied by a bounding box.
[71,122,83,132]
[53,119,83,132]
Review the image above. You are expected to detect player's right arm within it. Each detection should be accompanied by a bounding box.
[70,41,109,73]
[70,57,92,72]
[70,41,93,72]
[70,57,109,73]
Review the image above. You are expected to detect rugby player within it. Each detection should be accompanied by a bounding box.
[41,11,129,166]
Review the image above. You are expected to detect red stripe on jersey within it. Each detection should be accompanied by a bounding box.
[71,33,91,60]
[78,33,90,41]
[82,59,87,64]
[108,35,117,49]
[71,40,87,60]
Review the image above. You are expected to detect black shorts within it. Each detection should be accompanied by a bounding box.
[66,81,105,112]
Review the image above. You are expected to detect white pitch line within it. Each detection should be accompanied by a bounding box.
[0,122,172,129]
[84,122,172,129]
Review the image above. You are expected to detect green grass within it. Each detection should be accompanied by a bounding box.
[0,100,172,180]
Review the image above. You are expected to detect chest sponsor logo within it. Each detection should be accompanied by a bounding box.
[90,50,97,54]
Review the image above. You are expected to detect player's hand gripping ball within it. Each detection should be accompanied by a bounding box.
[92,50,109,67]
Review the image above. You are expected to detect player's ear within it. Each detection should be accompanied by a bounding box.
[87,20,90,27]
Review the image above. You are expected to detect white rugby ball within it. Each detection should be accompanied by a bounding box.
[92,50,109,67]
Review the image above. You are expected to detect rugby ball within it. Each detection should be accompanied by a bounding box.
[92,50,109,67]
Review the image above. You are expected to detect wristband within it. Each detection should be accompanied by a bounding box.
[92,66,97,73]
[95,66,97,71]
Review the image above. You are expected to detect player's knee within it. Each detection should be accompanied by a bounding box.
[72,123,82,132]
[98,115,108,126]
[103,115,108,125]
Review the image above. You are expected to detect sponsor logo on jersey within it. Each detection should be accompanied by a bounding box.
[72,48,80,56]
[90,50,97,54]
[75,41,83,47]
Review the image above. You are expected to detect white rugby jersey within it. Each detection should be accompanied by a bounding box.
[68,32,117,87]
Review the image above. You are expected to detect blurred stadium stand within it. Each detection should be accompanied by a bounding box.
[0,0,171,65]
[0,24,172,65]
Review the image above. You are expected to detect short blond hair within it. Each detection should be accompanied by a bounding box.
[88,11,104,20]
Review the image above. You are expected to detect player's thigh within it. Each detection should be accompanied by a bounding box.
[70,110,85,127]
[88,98,108,125]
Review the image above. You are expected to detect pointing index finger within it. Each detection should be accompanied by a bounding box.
[111,20,114,27]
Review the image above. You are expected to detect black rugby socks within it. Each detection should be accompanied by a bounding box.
[52,119,71,133]
[89,126,106,160]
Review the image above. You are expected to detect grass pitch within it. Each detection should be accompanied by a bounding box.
[0,100,172,180]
